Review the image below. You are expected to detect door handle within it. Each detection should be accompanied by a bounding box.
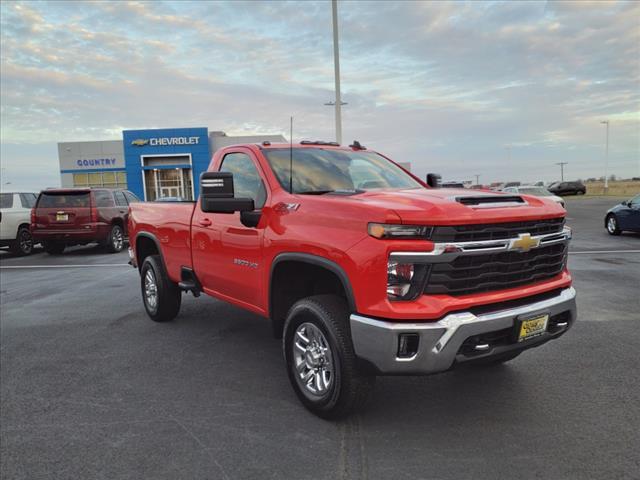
[198,218,212,227]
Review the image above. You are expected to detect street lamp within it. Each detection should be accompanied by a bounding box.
[325,0,345,145]
[555,162,568,182]
[600,120,609,193]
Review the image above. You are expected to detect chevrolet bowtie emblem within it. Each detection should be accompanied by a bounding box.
[509,233,540,252]
[131,139,149,146]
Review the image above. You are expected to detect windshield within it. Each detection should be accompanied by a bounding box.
[262,148,422,193]
[519,187,552,196]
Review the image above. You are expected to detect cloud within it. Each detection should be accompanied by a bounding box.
[1,0,638,191]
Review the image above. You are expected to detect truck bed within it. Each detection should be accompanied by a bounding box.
[129,202,196,283]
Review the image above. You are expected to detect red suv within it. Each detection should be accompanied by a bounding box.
[32,188,140,254]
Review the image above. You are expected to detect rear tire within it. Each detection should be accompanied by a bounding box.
[140,255,181,322]
[283,295,375,419]
[43,241,65,255]
[10,226,33,256]
[105,224,125,253]
[606,214,621,235]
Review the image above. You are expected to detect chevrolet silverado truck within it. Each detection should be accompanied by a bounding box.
[128,141,576,418]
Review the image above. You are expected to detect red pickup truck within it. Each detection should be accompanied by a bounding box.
[128,141,576,418]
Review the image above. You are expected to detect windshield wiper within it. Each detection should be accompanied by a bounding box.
[296,190,336,195]
[296,189,362,196]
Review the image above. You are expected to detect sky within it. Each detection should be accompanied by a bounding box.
[1,0,639,191]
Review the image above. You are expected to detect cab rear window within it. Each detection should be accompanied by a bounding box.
[37,192,90,208]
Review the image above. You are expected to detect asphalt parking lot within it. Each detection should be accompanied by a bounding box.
[1,197,639,480]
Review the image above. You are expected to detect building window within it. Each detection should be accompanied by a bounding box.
[73,172,127,188]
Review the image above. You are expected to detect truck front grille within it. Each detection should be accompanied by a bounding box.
[423,243,567,296]
[431,218,565,243]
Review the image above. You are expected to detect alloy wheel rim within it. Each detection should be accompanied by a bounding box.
[293,322,334,396]
[113,228,123,250]
[19,230,32,253]
[144,270,158,310]
[607,217,616,233]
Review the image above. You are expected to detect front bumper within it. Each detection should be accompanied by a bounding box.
[350,287,576,375]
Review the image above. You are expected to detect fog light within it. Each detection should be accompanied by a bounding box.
[398,333,420,358]
[387,261,414,298]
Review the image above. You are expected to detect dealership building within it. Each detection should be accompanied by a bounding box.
[58,128,286,201]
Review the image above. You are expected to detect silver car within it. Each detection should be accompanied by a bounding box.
[502,186,565,208]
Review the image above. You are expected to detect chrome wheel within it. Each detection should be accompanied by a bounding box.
[607,216,617,234]
[18,229,33,254]
[144,269,158,311]
[293,323,334,396]
[112,227,124,251]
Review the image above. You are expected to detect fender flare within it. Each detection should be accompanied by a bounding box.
[269,252,357,318]
[134,232,167,271]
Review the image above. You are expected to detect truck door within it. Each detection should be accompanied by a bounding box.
[191,150,267,311]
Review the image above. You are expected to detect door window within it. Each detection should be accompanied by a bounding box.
[219,153,266,208]
[94,190,115,207]
[19,193,37,208]
[114,191,128,207]
[629,195,640,208]
[124,191,140,203]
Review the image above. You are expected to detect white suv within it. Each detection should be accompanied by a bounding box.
[0,192,37,255]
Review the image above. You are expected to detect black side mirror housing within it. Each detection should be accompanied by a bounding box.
[200,172,254,213]
[426,173,441,188]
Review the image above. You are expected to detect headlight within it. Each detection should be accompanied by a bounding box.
[369,223,432,239]
[387,261,430,300]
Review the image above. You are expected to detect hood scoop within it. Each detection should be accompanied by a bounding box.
[455,195,526,208]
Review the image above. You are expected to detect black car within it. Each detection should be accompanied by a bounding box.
[605,194,640,235]
[548,181,586,196]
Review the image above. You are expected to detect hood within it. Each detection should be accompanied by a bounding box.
[345,188,566,224]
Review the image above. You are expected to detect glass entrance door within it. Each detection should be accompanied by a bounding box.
[143,168,193,201]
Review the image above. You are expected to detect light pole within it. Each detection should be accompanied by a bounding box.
[327,0,344,145]
[600,120,609,193]
[474,174,480,186]
[555,162,568,182]
[505,145,512,163]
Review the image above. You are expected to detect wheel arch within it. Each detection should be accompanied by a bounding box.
[269,253,356,338]
[135,232,167,272]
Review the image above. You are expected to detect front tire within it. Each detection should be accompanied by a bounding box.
[11,226,33,256]
[283,295,375,419]
[140,255,181,322]
[105,224,124,253]
[606,214,621,235]
[43,241,65,254]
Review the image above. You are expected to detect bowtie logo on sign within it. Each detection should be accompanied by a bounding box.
[131,137,199,147]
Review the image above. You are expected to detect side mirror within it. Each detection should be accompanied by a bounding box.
[200,172,254,213]
[426,173,441,188]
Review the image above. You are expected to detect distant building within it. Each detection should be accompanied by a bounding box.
[58,128,286,201]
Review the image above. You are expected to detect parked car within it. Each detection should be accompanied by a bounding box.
[0,192,37,255]
[31,188,140,254]
[503,186,565,208]
[128,141,575,418]
[604,194,640,235]
[548,181,586,196]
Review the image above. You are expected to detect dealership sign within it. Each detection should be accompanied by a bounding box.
[131,136,200,147]
[76,158,118,167]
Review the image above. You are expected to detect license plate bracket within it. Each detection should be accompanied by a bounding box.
[514,313,549,342]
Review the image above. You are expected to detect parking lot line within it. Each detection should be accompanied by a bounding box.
[569,250,640,255]
[0,264,130,269]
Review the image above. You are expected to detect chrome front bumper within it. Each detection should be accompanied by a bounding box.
[350,287,577,375]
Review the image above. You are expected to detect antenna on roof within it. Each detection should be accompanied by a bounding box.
[289,116,294,194]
